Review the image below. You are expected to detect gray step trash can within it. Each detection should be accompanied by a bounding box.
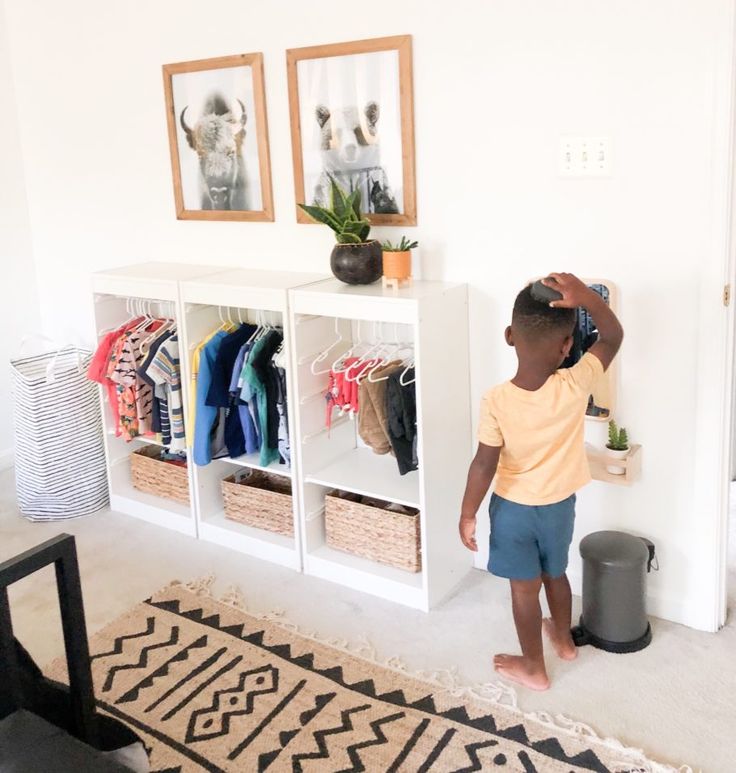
[571,531,657,653]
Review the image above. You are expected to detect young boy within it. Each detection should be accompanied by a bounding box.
[459,272,623,691]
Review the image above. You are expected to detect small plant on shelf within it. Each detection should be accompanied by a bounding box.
[381,236,418,286]
[298,177,381,285]
[605,420,630,476]
[607,420,629,451]
[381,236,418,252]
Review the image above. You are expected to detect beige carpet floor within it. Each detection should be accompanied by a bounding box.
[2,467,735,770]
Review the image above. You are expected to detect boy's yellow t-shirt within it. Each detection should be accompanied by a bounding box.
[478,352,604,506]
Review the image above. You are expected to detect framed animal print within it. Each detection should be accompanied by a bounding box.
[287,35,416,226]
[162,53,274,221]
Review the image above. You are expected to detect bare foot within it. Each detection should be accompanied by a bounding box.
[493,654,550,691]
[542,618,578,661]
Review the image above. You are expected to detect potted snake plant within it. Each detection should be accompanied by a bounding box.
[606,420,630,475]
[298,178,382,285]
[381,237,418,282]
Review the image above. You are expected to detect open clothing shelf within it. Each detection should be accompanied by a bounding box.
[92,263,217,537]
[178,267,322,570]
[290,278,473,610]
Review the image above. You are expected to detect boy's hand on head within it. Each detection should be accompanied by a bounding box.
[459,516,478,552]
[542,273,595,309]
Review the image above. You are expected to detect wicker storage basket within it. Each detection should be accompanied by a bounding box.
[222,471,294,536]
[131,445,190,504]
[325,491,421,572]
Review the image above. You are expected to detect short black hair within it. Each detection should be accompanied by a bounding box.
[512,284,576,337]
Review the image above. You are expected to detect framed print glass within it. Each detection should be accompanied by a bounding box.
[287,35,416,226]
[162,53,274,221]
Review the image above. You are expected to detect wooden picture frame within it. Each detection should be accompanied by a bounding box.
[162,53,274,221]
[287,35,416,226]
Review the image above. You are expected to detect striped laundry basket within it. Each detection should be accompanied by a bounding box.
[10,346,109,520]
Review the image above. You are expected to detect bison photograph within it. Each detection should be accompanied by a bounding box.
[163,54,273,221]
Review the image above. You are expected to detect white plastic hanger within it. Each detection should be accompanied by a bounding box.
[366,325,410,382]
[310,318,344,376]
[399,356,416,386]
[330,320,366,373]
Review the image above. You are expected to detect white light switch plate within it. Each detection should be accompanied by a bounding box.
[559,136,612,177]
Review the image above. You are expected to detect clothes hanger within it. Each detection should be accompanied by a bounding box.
[366,325,408,382]
[399,354,416,386]
[310,318,344,376]
[330,320,365,373]
[247,309,264,344]
[139,304,175,355]
[130,299,152,334]
[344,322,388,382]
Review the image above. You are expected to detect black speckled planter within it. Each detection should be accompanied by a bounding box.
[330,240,383,285]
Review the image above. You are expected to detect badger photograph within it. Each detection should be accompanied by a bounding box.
[163,54,274,221]
[288,37,416,225]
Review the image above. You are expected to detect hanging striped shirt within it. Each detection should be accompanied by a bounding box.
[148,334,186,452]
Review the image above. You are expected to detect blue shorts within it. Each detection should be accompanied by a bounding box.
[488,493,576,580]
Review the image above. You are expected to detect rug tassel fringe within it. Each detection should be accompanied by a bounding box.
[167,576,691,773]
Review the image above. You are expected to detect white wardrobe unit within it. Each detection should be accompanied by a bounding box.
[290,279,473,610]
[178,268,323,570]
[92,262,217,537]
[92,265,473,611]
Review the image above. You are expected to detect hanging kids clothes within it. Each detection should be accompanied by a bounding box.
[87,317,141,437]
[137,329,174,445]
[205,323,257,460]
[90,314,185,446]
[105,329,140,441]
[187,325,228,445]
[386,368,418,475]
[147,334,186,452]
[192,329,229,465]
[229,342,259,456]
[241,329,283,467]
[324,357,381,428]
[358,361,403,454]
[275,364,290,467]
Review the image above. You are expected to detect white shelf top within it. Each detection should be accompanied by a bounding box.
[304,448,420,508]
[93,262,218,301]
[183,268,325,292]
[180,269,325,311]
[293,278,464,301]
[290,278,465,323]
[94,262,217,281]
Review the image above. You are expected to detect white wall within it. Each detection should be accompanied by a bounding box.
[3,0,733,629]
[0,0,40,467]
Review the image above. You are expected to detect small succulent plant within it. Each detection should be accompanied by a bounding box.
[381,237,418,252]
[607,420,629,451]
[298,177,371,244]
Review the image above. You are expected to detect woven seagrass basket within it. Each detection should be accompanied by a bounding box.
[222,470,294,537]
[130,445,189,505]
[325,491,421,572]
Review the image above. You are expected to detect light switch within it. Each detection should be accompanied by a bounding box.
[559,136,611,177]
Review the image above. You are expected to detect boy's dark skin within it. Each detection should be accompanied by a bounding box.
[459,273,624,690]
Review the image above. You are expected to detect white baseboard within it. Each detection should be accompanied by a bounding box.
[0,448,14,471]
[566,570,716,632]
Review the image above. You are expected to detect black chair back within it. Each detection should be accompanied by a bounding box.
[0,534,97,746]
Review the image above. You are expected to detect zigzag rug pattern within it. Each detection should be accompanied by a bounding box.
[46,585,650,772]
